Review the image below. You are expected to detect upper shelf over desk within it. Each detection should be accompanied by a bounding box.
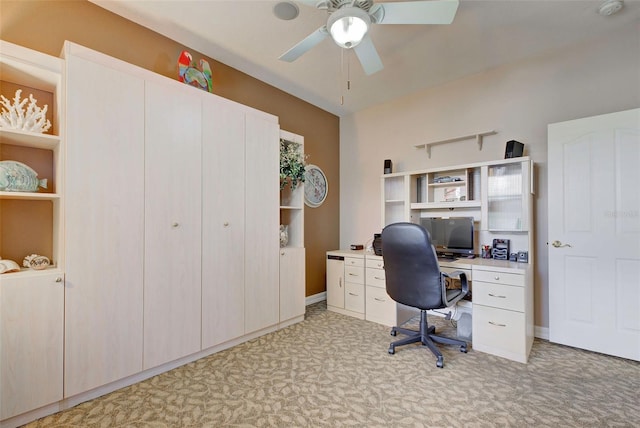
[415,131,497,158]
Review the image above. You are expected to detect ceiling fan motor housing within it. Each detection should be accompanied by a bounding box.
[330,0,374,11]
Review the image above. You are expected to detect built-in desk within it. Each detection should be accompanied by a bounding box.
[326,250,534,363]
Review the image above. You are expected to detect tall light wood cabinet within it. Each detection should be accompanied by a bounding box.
[143,80,203,369]
[2,41,286,426]
[245,114,280,333]
[201,96,246,349]
[63,47,145,397]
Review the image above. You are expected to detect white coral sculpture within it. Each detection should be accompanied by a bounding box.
[0,89,52,133]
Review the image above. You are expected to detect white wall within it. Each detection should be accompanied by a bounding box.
[339,23,640,328]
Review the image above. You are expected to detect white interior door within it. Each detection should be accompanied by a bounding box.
[548,108,640,361]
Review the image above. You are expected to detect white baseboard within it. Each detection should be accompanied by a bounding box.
[306,292,326,306]
[535,326,549,340]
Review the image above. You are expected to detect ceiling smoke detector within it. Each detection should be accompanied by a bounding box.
[598,0,624,16]
[274,1,300,20]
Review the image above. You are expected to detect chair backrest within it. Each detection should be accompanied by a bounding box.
[381,222,445,311]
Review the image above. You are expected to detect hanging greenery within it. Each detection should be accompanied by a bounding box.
[280,139,306,190]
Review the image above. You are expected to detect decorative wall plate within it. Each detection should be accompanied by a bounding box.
[304,164,328,208]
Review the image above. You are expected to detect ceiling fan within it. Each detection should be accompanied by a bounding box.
[279,0,460,75]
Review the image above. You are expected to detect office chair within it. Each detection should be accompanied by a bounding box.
[381,222,469,368]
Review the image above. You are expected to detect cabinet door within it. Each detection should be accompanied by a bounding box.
[244,113,279,333]
[144,80,202,369]
[487,161,530,231]
[65,54,145,397]
[201,96,245,349]
[326,257,345,309]
[280,247,306,323]
[1,271,64,419]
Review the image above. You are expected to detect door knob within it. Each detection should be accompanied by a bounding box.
[551,240,572,248]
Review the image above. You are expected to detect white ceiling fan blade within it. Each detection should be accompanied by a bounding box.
[374,0,459,25]
[353,36,383,75]
[279,26,329,62]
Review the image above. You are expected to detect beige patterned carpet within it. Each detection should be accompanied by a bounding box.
[27,302,639,427]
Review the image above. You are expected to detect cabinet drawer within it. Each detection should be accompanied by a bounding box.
[345,265,365,284]
[345,283,365,314]
[473,269,524,287]
[473,281,524,312]
[365,267,386,288]
[366,258,384,269]
[365,286,396,326]
[345,257,364,268]
[473,304,525,356]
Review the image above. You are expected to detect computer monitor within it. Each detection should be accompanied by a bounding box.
[420,217,475,258]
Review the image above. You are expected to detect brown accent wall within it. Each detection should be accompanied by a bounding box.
[0,0,339,297]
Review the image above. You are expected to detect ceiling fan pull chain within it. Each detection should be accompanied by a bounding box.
[340,48,345,105]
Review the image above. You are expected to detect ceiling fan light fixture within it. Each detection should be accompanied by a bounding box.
[327,7,371,49]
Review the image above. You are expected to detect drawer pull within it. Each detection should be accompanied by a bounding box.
[348,292,359,296]
[348,273,358,276]
[494,276,500,280]
[488,321,507,327]
[488,293,506,298]
[374,298,385,302]
[374,276,384,280]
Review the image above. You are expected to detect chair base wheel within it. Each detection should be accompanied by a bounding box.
[436,356,444,368]
[388,346,395,355]
[390,330,397,336]
[460,345,468,353]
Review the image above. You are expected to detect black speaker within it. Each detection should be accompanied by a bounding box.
[505,140,524,158]
[373,233,383,255]
[384,159,392,174]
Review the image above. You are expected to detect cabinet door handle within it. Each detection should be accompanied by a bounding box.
[348,273,358,276]
[488,293,506,298]
[223,222,229,227]
[348,292,358,296]
[172,222,179,228]
[488,321,507,327]
[281,251,285,256]
[339,278,342,288]
[55,277,63,283]
[494,276,500,280]
[374,298,385,302]
[374,276,384,280]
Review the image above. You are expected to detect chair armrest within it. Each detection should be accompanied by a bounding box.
[440,271,469,307]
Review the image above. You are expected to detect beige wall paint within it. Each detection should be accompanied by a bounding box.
[0,0,340,297]
[340,23,640,329]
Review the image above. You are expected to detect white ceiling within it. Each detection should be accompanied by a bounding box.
[90,0,639,117]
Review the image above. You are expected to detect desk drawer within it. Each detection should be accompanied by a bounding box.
[345,282,365,314]
[345,257,364,268]
[345,265,365,284]
[365,286,395,326]
[365,268,386,288]
[473,304,525,356]
[366,258,384,269]
[473,269,524,287]
[473,281,524,312]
